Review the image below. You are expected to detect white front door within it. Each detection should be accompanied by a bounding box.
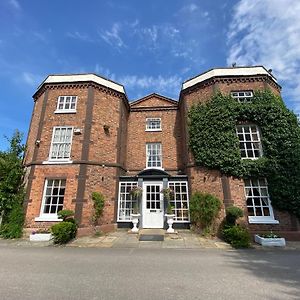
[142,182,164,228]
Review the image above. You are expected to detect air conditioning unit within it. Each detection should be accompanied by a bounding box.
[74,128,82,135]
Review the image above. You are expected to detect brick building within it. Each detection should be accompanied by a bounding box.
[23,66,300,238]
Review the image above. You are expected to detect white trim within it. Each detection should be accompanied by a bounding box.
[244,178,277,222]
[48,126,74,161]
[248,217,279,224]
[182,66,277,90]
[34,216,62,222]
[117,181,138,222]
[236,124,263,159]
[55,96,78,113]
[145,118,162,131]
[54,110,76,114]
[146,142,162,168]
[168,181,190,222]
[43,74,125,94]
[42,160,73,165]
[37,179,66,221]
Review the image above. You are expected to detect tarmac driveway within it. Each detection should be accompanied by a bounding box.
[0,244,299,300]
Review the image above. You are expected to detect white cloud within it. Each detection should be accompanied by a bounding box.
[119,74,182,97]
[227,0,300,113]
[99,23,126,49]
[66,31,93,42]
[9,0,21,10]
[181,3,198,13]
[21,72,42,86]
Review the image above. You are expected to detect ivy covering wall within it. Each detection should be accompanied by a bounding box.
[188,91,300,219]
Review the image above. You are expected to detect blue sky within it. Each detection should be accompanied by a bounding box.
[1,0,300,150]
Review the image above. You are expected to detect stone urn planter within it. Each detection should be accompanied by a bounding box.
[254,234,286,247]
[30,233,52,242]
[165,214,175,233]
[130,213,141,233]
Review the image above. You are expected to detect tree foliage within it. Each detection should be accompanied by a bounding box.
[189,90,300,218]
[0,131,25,238]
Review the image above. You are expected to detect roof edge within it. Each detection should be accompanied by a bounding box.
[182,66,278,91]
[130,93,178,106]
[34,73,126,97]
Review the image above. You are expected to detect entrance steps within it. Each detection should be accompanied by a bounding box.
[139,229,165,241]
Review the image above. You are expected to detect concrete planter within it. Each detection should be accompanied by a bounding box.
[254,234,286,247]
[165,214,175,233]
[30,233,52,242]
[130,213,141,233]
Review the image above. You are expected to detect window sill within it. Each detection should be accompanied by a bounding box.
[145,129,162,132]
[248,217,279,224]
[241,157,261,160]
[54,110,76,114]
[35,216,62,222]
[42,160,73,165]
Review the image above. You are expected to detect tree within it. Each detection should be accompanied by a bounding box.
[0,131,25,238]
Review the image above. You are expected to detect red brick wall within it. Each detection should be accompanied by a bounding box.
[24,93,44,164]
[81,165,117,226]
[25,164,79,228]
[126,108,182,173]
[24,84,126,230]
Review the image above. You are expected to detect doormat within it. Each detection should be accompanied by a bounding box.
[139,234,164,241]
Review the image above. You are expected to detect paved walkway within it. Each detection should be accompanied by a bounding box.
[1,229,300,250]
[68,229,232,249]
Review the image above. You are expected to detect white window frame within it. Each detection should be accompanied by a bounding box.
[35,179,66,222]
[236,124,263,159]
[49,126,73,162]
[55,96,77,113]
[117,181,138,222]
[146,143,162,169]
[244,178,279,224]
[231,90,253,103]
[168,181,190,223]
[145,118,162,131]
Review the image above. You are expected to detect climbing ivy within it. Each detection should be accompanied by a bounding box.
[189,90,300,219]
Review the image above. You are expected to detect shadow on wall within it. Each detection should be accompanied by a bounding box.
[222,250,300,300]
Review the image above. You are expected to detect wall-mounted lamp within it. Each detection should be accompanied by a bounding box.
[35,139,41,146]
[74,128,82,135]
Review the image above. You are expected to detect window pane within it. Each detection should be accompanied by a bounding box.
[231,91,253,103]
[236,125,262,159]
[118,182,138,221]
[42,179,65,215]
[57,96,77,111]
[168,182,189,222]
[244,178,274,220]
[50,127,73,160]
[146,143,162,168]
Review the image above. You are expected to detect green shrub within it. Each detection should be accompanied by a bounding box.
[225,206,244,226]
[0,202,24,239]
[189,192,222,233]
[51,221,77,244]
[223,225,251,248]
[91,192,105,225]
[57,209,74,221]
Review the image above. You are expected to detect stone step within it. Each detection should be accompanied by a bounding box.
[139,229,165,241]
